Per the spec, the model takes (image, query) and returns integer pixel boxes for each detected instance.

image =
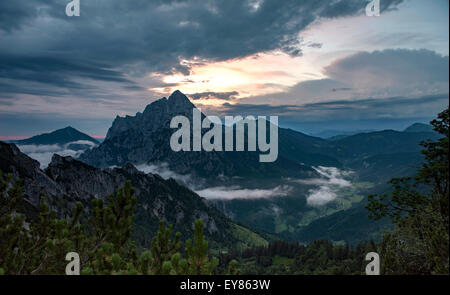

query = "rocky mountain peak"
[104,90,196,141]
[122,162,141,175]
[50,153,73,164]
[14,126,99,146]
[0,141,65,207]
[0,141,41,177]
[168,89,193,104]
[79,89,322,180]
[48,154,94,171]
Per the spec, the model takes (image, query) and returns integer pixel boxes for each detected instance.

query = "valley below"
[5,91,440,249]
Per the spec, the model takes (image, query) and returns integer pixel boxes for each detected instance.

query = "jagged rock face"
[79,90,319,183]
[106,90,196,140]
[79,90,218,173]
[46,154,230,245]
[0,141,235,247]
[45,154,118,200]
[0,141,65,208]
[80,90,196,169]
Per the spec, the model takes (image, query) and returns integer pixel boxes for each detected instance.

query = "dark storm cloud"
[300,94,448,112]
[0,53,144,99]
[218,102,300,115]
[331,88,352,92]
[207,94,449,121]
[324,49,449,85]
[188,91,239,100]
[307,43,323,49]
[0,54,133,87]
[319,0,403,18]
[0,80,72,97]
[0,0,44,31]
[0,0,404,97]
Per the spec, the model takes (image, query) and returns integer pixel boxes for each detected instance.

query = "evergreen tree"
[183,219,219,275]
[367,108,449,274]
[81,180,137,274]
[0,174,231,275]
[227,259,241,275]
[149,220,181,274]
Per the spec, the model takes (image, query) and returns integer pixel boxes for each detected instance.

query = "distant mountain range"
[11,126,100,168]
[14,126,99,146]
[79,91,438,185]
[312,122,434,140]
[77,91,440,243]
[79,91,323,185]
[311,129,376,139]
[403,122,434,133]
[6,90,441,245]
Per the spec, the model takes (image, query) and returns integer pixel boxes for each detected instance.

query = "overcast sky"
[0,0,448,138]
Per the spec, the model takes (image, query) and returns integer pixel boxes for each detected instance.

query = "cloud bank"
[0,0,403,100]
[195,185,292,200]
[135,163,193,185]
[17,140,96,168]
[230,49,449,113]
[134,163,293,201]
[293,166,352,206]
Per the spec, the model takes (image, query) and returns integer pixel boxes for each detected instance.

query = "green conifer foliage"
[183,219,219,275]
[0,174,229,275]
[367,108,449,274]
[149,220,181,274]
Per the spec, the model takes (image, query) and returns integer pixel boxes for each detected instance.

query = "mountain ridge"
[15,126,99,146]
[0,140,268,250]
[75,90,441,244]
[403,122,434,133]
[79,91,325,183]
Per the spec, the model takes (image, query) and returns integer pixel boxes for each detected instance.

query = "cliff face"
[79,90,197,169]
[0,141,65,208]
[106,90,196,141]
[79,90,318,183]
[0,141,245,248]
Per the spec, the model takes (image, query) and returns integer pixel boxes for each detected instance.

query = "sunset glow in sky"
[153,52,325,103]
[149,0,449,111]
[0,0,448,138]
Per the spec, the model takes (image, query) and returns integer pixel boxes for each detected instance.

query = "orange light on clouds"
[149,51,326,104]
